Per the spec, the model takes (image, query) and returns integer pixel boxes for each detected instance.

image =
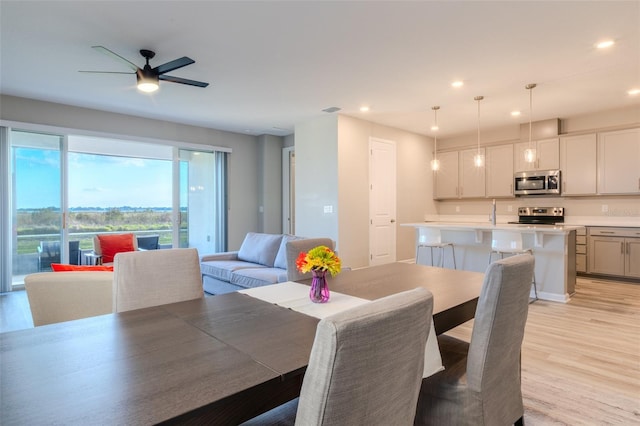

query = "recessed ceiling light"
[511,111,521,117]
[451,81,464,88]
[360,106,370,112]
[431,125,439,131]
[596,40,615,49]
[628,88,640,96]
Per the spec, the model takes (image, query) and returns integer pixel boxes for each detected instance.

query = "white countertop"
[401,222,585,234]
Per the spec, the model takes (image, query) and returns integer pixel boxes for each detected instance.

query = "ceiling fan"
[80,46,209,92]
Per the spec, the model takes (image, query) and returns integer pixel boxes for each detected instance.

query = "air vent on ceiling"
[322,106,341,113]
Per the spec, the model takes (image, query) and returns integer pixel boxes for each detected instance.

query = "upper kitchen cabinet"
[486,144,514,197]
[514,138,559,172]
[459,148,486,198]
[434,151,459,199]
[434,149,485,199]
[597,128,640,194]
[560,134,597,195]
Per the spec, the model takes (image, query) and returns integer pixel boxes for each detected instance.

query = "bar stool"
[488,230,538,302]
[416,228,456,269]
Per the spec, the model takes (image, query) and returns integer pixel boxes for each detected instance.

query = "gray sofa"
[200,232,334,295]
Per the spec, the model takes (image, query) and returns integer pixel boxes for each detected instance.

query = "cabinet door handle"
[600,231,615,234]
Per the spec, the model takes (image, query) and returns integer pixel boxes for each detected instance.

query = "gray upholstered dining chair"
[284,237,335,281]
[112,247,203,312]
[414,254,535,426]
[241,287,434,426]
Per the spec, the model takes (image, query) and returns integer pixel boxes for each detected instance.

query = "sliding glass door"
[2,127,228,292]
[179,149,227,254]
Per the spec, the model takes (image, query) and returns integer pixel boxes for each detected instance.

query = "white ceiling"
[1,1,639,139]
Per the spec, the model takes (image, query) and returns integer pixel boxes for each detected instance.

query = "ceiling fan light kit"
[82,46,209,93]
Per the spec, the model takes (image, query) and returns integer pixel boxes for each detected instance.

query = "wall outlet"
[602,204,608,213]
[324,205,333,214]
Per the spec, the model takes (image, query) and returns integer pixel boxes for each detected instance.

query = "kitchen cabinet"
[514,138,559,172]
[597,128,640,194]
[434,151,459,199]
[459,148,486,198]
[560,134,597,195]
[576,227,587,273]
[434,149,485,199]
[588,227,640,278]
[486,144,514,197]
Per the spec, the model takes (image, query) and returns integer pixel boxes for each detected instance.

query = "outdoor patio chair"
[37,241,60,271]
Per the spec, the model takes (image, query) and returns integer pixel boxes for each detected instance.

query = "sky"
[15,148,175,209]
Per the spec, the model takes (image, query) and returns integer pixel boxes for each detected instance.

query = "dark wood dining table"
[0,262,483,425]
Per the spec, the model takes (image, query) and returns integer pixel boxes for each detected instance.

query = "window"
[2,128,228,291]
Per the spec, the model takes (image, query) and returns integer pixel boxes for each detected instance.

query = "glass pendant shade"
[524,83,537,163]
[431,106,440,171]
[473,153,485,167]
[524,147,536,163]
[474,96,484,168]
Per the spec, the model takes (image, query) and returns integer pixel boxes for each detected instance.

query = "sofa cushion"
[51,263,114,272]
[237,232,283,267]
[200,260,266,282]
[230,268,287,289]
[274,234,304,270]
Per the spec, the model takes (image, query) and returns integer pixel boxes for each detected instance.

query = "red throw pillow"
[97,233,135,263]
[51,263,114,272]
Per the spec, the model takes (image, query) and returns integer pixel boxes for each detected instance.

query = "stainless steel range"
[511,207,565,225]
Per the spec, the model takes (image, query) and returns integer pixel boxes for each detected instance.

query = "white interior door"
[369,138,396,266]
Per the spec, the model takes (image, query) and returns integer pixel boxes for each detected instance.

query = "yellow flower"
[296,245,342,277]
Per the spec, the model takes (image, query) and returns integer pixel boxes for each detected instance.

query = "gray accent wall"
[257,134,283,234]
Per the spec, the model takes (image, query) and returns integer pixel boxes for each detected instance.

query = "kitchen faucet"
[490,199,496,225]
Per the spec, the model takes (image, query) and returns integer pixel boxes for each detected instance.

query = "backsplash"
[434,197,640,226]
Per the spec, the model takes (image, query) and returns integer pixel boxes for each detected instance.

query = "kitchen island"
[402,222,585,302]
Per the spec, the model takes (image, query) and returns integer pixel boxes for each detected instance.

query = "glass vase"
[310,269,330,303]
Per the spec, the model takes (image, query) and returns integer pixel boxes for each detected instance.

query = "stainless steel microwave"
[514,169,561,196]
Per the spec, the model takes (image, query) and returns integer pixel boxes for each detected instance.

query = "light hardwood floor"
[446,276,640,425]
[2,277,639,424]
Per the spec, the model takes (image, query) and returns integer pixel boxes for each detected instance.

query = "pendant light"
[524,83,537,163]
[473,96,485,168]
[430,106,440,171]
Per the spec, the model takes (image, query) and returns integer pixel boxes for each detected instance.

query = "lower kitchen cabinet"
[576,227,587,273]
[588,227,640,279]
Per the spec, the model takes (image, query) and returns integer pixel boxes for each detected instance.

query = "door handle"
[390,219,396,223]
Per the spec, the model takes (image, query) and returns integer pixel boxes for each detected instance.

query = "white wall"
[294,114,436,268]
[0,95,261,250]
[294,115,340,244]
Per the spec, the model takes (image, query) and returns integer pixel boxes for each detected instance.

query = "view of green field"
[16,208,180,254]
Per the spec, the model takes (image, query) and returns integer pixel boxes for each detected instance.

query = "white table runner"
[239,281,444,378]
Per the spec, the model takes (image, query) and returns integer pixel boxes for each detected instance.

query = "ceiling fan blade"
[159,74,209,88]
[92,46,139,72]
[79,70,135,74]
[153,57,195,75]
